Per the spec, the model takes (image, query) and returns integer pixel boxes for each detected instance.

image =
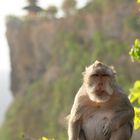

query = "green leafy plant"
[39,136,55,140]
[129,81,140,129]
[129,39,140,61]
[129,38,140,131]
[128,0,140,131]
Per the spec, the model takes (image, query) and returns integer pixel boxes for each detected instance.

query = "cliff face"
[6,18,54,95]
[1,1,140,140]
[6,1,139,96]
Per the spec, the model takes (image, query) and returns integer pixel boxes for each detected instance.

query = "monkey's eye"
[102,74,109,77]
[91,74,99,77]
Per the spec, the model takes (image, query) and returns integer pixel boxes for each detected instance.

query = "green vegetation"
[129,0,140,130]
[129,81,140,129]
[27,0,38,6]
[39,136,55,140]
[129,39,140,130]
[129,39,140,62]
[45,6,58,19]
[40,137,46,140]
[62,0,77,15]
[126,16,140,31]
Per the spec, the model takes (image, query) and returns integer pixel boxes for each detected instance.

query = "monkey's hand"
[102,120,112,137]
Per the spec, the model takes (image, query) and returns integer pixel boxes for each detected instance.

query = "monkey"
[68,60,134,140]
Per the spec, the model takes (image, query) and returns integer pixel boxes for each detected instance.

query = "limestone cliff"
[6,1,139,96]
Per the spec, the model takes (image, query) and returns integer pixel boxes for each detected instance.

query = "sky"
[0,0,61,73]
[0,0,87,73]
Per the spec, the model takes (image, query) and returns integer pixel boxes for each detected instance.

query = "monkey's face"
[83,61,116,103]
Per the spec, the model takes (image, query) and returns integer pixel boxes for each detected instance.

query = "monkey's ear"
[110,66,117,75]
[82,66,88,76]
[85,66,88,71]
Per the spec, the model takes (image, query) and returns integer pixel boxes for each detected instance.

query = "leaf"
[134,39,140,46]
[129,81,140,103]
[129,94,140,103]
[134,107,140,129]
[129,39,140,61]
[134,81,140,89]
[41,137,49,140]
[138,97,140,105]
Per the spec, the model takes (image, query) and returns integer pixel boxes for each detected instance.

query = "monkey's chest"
[82,110,113,140]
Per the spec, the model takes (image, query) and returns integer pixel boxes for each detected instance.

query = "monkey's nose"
[97,82,104,89]
[98,82,103,86]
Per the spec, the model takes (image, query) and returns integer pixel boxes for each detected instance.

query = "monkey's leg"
[110,124,132,140]
[79,129,86,140]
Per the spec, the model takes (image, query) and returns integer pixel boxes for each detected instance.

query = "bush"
[129,81,140,129]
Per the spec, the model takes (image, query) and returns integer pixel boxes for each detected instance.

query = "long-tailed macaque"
[68,61,134,140]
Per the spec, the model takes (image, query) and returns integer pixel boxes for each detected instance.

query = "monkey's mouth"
[95,90,107,96]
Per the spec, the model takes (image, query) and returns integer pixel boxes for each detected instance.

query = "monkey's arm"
[68,117,81,140]
[68,102,82,140]
[113,106,134,130]
[103,93,134,136]
[68,87,85,140]
[112,94,134,131]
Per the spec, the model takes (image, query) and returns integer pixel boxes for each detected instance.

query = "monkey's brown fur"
[68,61,134,140]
